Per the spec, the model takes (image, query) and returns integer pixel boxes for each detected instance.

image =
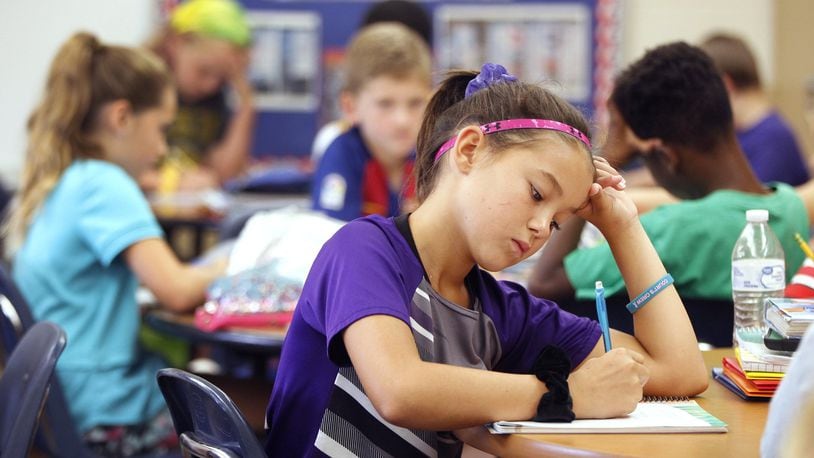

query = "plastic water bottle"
[731,209,785,346]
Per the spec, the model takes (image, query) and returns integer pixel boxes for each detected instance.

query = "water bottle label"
[732,259,785,291]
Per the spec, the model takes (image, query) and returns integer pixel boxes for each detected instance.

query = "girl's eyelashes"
[550,220,561,231]
[530,184,543,202]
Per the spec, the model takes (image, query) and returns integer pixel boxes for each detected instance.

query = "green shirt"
[564,183,808,301]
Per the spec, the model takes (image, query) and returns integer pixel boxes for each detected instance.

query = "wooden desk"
[523,349,767,457]
[144,309,287,355]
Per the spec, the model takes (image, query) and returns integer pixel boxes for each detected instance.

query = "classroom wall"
[775,0,814,162]
[0,0,780,186]
[621,0,774,84]
[0,0,157,187]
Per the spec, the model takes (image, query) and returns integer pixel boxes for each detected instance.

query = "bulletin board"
[239,0,616,158]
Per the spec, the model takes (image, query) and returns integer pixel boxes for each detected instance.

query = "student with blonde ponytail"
[7,32,224,456]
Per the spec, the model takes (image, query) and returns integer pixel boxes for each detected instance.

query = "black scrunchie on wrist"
[531,345,575,422]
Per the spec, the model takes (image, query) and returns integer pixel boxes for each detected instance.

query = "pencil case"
[194,306,294,332]
[194,262,300,332]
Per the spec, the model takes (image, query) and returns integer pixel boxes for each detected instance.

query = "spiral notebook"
[488,399,727,434]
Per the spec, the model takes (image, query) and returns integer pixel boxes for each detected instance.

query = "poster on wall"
[246,11,321,111]
[435,4,591,102]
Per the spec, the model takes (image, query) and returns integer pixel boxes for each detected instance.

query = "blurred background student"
[310,22,432,221]
[310,0,433,163]
[528,42,808,348]
[701,32,810,186]
[143,0,255,193]
[5,32,224,456]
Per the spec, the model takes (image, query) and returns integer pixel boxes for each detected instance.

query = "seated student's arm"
[343,314,648,431]
[205,52,256,184]
[527,216,582,302]
[124,238,225,313]
[532,160,707,397]
[625,186,678,214]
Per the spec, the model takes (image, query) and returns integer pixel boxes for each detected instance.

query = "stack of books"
[714,298,814,400]
[765,298,814,339]
[712,336,791,401]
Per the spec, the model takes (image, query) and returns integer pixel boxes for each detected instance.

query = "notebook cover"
[712,368,772,402]
[722,357,781,389]
[489,400,727,434]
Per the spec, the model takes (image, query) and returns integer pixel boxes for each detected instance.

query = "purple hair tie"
[465,63,518,98]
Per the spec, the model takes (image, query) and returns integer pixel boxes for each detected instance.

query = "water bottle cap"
[746,209,769,222]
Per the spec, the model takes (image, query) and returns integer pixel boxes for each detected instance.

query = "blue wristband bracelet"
[626,274,674,314]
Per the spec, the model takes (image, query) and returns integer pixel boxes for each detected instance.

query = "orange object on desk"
[721,357,779,397]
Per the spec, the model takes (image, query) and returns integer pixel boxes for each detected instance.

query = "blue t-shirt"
[264,215,600,456]
[737,111,810,186]
[13,160,166,433]
[310,126,415,221]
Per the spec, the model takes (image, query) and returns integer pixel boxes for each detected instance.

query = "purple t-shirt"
[264,215,600,457]
[737,111,810,186]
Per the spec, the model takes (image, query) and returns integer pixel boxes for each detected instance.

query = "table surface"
[144,309,287,355]
[145,311,769,457]
[151,192,310,223]
[523,349,768,458]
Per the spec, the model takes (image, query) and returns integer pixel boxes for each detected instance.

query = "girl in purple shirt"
[265,64,707,457]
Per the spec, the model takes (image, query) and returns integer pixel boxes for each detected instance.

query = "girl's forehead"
[186,36,236,57]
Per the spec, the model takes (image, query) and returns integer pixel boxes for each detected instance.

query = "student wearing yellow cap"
[144,0,255,192]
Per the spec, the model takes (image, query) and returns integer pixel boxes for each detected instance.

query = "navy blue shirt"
[310,126,415,221]
[737,111,810,186]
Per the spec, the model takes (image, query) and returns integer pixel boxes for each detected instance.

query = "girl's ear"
[339,91,358,124]
[720,73,736,94]
[451,125,484,174]
[99,100,133,134]
[644,142,679,173]
[656,145,680,173]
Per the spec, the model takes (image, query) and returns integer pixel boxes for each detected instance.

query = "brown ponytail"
[5,32,172,249]
[414,69,593,202]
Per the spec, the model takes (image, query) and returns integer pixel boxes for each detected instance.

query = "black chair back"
[156,368,265,457]
[0,321,66,457]
[0,265,96,457]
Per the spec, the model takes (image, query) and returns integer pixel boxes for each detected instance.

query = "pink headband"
[433,118,592,162]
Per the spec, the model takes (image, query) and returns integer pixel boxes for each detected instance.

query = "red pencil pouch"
[194,307,294,332]
[194,263,300,332]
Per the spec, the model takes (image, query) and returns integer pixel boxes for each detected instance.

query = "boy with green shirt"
[528,42,808,346]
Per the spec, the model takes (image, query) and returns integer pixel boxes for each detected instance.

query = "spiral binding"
[642,395,691,403]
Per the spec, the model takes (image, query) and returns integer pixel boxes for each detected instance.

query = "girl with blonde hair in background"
[6,32,224,456]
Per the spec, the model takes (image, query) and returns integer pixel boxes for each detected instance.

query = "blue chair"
[156,368,265,457]
[0,265,96,457]
[0,321,66,458]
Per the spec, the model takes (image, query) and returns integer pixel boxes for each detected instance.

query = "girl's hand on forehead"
[588,156,626,196]
[576,157,638,235]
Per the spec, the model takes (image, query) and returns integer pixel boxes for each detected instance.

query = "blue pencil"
[595,281,612,352]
